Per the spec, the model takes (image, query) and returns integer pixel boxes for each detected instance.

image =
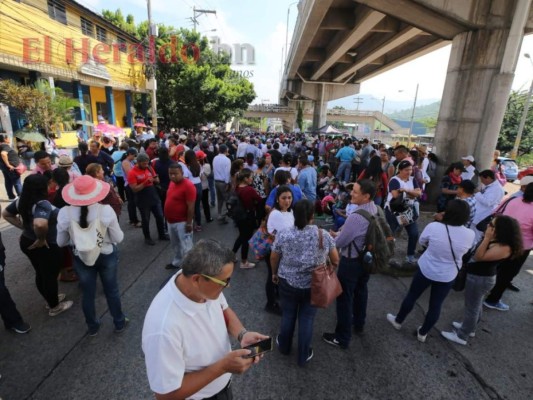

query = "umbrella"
[199,126,209,132]
[134,122,147,128]
[94,122,124,137]
[75,120,94,127]
[317,124,342,134]
[14,130,47,142]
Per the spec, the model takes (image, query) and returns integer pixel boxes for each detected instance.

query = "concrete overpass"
[281,0,533,171]
[244,104,404,133]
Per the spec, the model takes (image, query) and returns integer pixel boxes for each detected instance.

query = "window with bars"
[47,0,67,25]
[116,37,127,53]
[80,17,94,37]
[96,26,107,43]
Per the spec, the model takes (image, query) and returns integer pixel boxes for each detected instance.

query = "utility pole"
[353,96,363,111]
[147,0,157,131]
[192,7,216,32]
[408,83,419,149]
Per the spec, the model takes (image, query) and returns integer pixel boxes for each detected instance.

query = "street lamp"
[511,53,533,159]
[285,2,299,66]
[399,84,419,148]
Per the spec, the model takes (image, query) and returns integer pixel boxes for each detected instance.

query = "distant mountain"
[328,94,440,114]
[388,101,441,120]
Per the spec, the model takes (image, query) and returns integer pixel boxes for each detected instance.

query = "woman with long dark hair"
[121,148,141,227]
[358,155,388,206]
[184,149,203,232]
[271,199,339,366]
[57,175,127,336]
[441,215,522,345]
[151,147,172,211]
[386,200,475,343]
[2,174,73,316]
[483,182,533,311]
[232,169,262,269]
[264,185,295,314]
[196,150,213,223]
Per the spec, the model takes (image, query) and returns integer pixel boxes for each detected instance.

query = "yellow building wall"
[89,86,106,124]
[113,90,127,127]
[0,0,146,90]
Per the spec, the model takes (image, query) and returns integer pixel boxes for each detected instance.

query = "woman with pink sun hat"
[56,175,127,336]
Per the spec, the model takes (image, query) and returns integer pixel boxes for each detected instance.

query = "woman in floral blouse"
[271,199,339,367]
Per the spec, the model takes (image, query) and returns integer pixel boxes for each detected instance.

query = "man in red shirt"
[165,163,196,269]
[127,153,167,245]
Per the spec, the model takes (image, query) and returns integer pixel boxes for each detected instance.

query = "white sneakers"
[441,330,467,345]
[452,321,475,337]
[386,314,402,330]
[240,261,256,269]
[416,327,427,343]
[387,314,425,342]
[48,300,73,317]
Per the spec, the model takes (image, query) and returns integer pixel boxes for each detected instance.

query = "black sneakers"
[322,332,347,349]
[9,321,31,334]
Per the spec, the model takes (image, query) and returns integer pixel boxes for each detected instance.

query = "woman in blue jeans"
[387,200,475,343]
[441,215,522,345]
[271,200,339,366]
[57,175,127,336]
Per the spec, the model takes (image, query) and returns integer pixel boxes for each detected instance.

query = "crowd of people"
[0,123,531,399]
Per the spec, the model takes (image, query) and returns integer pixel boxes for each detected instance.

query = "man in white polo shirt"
[142,240,267,400]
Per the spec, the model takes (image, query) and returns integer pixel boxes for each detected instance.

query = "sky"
[78,0,533,109]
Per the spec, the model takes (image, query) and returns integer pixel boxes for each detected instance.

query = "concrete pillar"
[434,29,515,174]
[312,83,328,130]
[105,86,116,126]
[72,81,85,122]
[125,90,133,127]
[141,93,148,121]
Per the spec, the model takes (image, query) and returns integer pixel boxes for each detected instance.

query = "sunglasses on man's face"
[201,274,231,288]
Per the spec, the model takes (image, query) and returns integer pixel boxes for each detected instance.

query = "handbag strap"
[494,196,515,215]
[444,224,460,272]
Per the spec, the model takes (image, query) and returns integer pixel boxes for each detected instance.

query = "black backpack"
[226,190,250,222]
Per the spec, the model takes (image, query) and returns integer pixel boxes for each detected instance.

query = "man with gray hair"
[143,240,268,400]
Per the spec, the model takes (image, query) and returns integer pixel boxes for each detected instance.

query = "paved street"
[0,192,532,400]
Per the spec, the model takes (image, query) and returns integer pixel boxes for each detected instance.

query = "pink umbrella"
[95,122,124,137]
[134,122,147,128]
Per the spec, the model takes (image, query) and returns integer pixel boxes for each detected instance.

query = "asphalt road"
[0,199,532,400]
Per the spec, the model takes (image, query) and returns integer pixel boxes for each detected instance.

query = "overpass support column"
[312,83,328,130]
[434,0,530,173]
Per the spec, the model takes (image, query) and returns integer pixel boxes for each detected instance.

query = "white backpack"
[69,204,107,266]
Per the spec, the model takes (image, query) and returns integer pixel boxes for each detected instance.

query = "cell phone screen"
[243,337,273,358]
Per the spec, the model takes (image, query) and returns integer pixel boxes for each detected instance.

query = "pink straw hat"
[62,175,110,206]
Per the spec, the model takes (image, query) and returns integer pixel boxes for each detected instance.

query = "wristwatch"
[237,328,248,342]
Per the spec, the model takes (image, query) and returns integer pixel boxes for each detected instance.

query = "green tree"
[0,79,81,133]
[417,116,437,130]
[101,12,256,128]
[498,90,533,154]
[102,9,138,37]
[151,28,254,127]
